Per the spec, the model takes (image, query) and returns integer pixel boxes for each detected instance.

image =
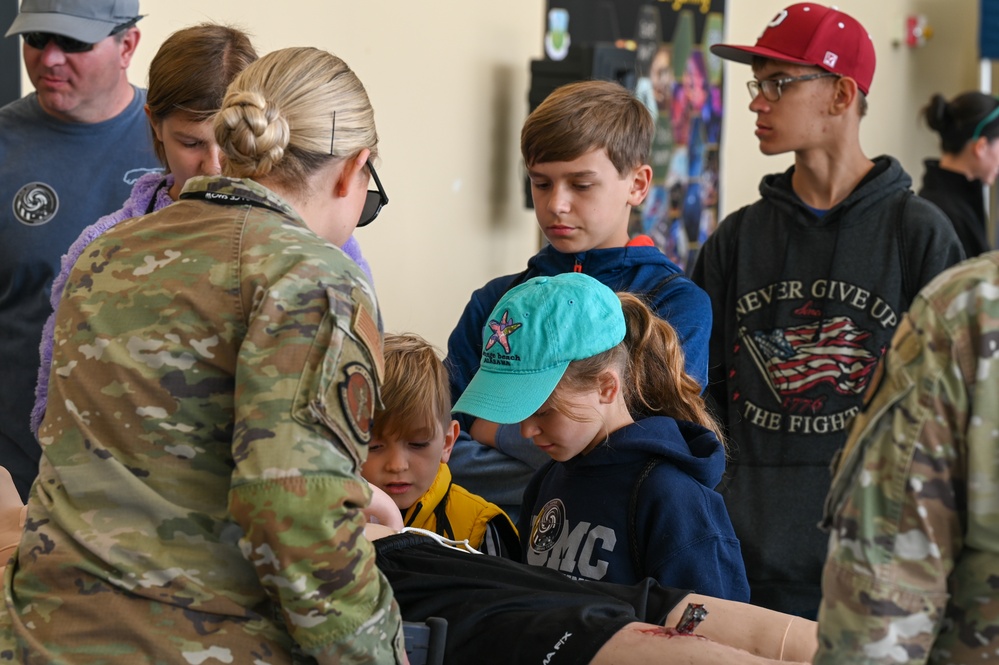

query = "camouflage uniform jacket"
[816,251,999,664]
[1,176,404,664]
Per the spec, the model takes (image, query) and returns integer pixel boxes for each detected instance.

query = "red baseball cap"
[711,3,875,95]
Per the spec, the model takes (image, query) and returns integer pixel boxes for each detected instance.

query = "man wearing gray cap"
[0,0,159,501]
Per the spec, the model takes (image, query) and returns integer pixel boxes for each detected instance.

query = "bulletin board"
[541,0,726,272]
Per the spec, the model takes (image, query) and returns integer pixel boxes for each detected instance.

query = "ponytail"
[921,91,999,154]
[617,293,724,442]
[552,292,723,443]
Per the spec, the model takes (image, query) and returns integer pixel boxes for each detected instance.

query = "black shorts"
[375,533,689,665]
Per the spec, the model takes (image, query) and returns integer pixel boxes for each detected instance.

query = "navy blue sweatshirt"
[519,416,749,602]
[445,240,713,518]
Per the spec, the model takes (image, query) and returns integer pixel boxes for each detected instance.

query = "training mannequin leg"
[667,593,817,662]
[591,618,813,665]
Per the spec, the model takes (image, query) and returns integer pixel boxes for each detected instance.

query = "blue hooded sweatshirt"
[519,416,749,602]
[445,240,713,520]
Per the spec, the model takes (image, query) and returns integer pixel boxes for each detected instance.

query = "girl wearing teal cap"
[454,272,749,601]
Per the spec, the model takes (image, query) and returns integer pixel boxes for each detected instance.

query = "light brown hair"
[145,23,257,167]
[549,292,723,442]
[373,333,451,441]
[520,79,654,174]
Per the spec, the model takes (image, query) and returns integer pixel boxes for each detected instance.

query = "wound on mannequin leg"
[673,603,708,634]
[642,603,710,639]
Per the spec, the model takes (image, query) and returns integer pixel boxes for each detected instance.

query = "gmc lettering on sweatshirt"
[527,518,617,581]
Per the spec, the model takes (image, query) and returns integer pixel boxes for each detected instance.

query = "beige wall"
[26,0,548,350]
[19,0,983,350]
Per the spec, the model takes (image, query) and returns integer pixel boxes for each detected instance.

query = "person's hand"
[363,522,398,541]
[363,481,404,531]
[0,465,24,577]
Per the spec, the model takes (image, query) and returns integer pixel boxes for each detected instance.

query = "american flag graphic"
[742,316,878,399]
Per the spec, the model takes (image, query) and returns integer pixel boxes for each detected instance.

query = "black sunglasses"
[358,160,388,228]
[22,19,137,54]
[23,31,95,53]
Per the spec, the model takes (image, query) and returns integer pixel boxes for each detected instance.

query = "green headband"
[971,103,999,141]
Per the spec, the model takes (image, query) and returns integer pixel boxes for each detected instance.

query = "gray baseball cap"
[6,0,142,43]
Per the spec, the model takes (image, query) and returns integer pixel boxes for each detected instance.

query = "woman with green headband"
[919,91,999,257]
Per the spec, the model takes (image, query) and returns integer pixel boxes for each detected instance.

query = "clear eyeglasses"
[747,72,840,102]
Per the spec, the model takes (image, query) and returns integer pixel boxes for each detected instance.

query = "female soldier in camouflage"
[3,47,402,664]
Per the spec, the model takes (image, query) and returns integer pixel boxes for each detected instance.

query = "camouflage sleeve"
[814,290,965,663]
[227,229,403,664]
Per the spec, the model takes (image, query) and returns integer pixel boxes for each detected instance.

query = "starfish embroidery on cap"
[485,311,522,353]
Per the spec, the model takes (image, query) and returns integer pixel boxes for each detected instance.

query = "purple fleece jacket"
[31,172,374,434]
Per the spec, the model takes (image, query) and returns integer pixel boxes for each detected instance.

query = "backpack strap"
[894,190,915,309]
[504,267,532,292]
[647,271,684,302]
[725,205,749,296]
[628,456,667,574]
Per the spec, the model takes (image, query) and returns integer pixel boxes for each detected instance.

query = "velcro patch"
[351,288,384,383]
[340,363,375,444]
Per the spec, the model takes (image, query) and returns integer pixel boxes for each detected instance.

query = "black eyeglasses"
[358,160,388,228]
[22,19,137,54]
[747,72,840,102]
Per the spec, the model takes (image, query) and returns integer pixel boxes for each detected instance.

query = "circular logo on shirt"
[529,498,566,552]
[12,182,59,226]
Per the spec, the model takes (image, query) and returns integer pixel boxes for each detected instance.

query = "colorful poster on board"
[542,0,726,272]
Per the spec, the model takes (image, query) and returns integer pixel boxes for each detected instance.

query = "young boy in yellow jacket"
[361,333,519,557]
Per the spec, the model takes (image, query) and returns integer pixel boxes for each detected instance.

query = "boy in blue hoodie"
[446,80,712,520]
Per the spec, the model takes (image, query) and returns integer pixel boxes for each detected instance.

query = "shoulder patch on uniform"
[340,363,375,444]
[351,287,384,383]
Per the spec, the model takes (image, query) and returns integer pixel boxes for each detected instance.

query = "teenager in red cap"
[690,3,964,619]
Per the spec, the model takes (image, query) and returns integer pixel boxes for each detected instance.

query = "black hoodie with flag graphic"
[691,155,964,617]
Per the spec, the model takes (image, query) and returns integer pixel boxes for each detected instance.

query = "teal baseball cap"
[453,272,626,424]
